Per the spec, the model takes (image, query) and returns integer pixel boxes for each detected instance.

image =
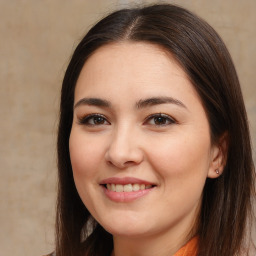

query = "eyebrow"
[74,96,187,110]
[136,96,187,109]
[74,98,111,109]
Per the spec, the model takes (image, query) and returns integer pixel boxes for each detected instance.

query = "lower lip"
[101,186,154,202]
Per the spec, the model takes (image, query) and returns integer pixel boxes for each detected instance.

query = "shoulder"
[43,253,55,256]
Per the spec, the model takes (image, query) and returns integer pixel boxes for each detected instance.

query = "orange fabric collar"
[173,237,198,256]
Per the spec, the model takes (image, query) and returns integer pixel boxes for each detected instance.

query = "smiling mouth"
[103,183,155,192]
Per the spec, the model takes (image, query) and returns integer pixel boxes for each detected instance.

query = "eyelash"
[78,114,110,126]
[144,113,176,126]
[77,113,176,127]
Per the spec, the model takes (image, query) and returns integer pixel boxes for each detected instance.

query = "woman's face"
[69,42,219,240]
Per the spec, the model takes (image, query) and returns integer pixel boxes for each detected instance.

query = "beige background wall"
[0,0,255,255]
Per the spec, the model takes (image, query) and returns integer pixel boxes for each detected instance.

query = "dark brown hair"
[56,4,255,256]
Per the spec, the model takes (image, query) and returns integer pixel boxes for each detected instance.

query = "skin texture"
[69,42,224,256]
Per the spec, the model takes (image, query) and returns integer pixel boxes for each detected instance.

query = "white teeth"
[105,183,153,192]
[115,184,123,192]
[111,184,116,192]
[123,184,133,192]
[133,184,140,191]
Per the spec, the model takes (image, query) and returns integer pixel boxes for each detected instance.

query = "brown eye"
[145,113,176,126]
[78,114,110,126]
[154,116,168,125]
[93,116,105,125]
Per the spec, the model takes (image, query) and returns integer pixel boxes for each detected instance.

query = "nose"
[104,126,144,169]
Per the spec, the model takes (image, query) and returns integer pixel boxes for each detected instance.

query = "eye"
[144,113,176,126]
[78,114,110,126]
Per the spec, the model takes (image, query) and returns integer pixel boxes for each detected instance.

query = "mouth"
[103,183,155,192]
[99,177,156,202]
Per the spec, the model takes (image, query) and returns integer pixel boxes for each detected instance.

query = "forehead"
[83,42,183,73]
[75,42,193,97]
[91,42,174,61]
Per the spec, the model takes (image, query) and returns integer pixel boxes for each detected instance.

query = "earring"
[215,169,220,174]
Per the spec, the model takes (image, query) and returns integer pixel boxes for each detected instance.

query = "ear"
[207,132,229,178]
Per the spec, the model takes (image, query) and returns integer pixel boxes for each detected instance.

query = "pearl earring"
[216,169,220,174]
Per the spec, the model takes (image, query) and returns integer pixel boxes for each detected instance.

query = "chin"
[99,217,151,237]
[106,226,149,238]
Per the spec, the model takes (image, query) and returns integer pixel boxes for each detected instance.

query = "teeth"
[124,184,133,192]
[111,184,116,192]
[105,183,153,192]
[133,184,140,191]
[115,184,123,192]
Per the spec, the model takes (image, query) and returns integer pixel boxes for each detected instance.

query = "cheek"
[147,131,211,181]
[69,130,106,212]
[69,130,105,179]
[147,132,211,216]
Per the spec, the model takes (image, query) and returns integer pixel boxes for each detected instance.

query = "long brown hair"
[56,4,255,256]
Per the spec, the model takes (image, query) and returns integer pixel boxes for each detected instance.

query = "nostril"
[104,141,144,168]
[123,160,137,167]
[106,159,135,169]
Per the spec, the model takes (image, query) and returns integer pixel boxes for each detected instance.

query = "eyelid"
[143,113,177,126]
[77,113,110,125]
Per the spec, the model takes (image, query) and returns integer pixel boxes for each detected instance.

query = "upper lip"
[100,177,155,185]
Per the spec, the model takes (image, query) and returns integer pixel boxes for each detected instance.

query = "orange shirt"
[173,237,198,256]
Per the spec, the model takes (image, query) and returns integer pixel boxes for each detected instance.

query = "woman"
[54,4,255,256]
